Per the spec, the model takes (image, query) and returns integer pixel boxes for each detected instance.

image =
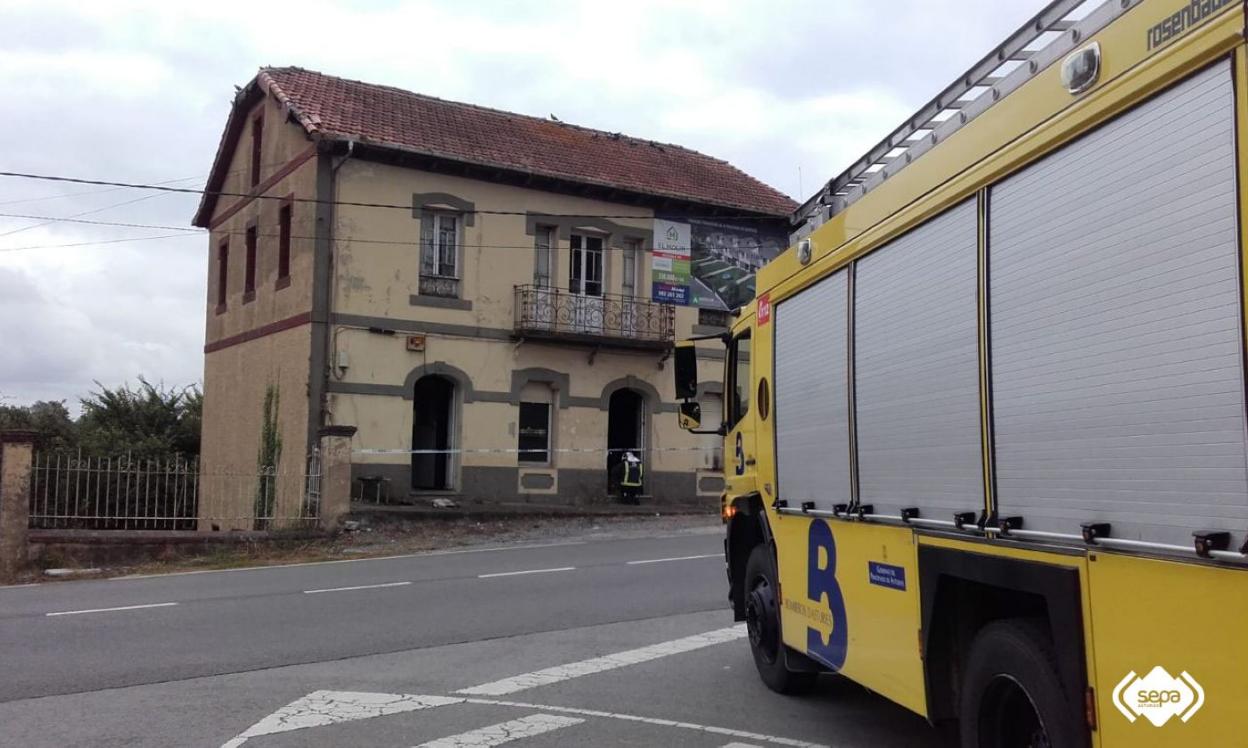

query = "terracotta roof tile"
[257,66,796,216]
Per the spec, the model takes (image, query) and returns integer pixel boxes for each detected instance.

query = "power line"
[0,211,785,254]
[0,170,788,222]
[0,233,196,253]
[0,212,199,233]
[0,179,194,239]
[0,159,286,208]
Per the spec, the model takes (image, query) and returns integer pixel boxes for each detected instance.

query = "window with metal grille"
[517,402,551,463]
[698,308,729,328]
[421,213,459,278]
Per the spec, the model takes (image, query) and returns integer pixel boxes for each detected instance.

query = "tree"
[0,400,77,451]
[77,378,202,457]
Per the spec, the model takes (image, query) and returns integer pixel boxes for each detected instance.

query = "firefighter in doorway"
[620,452,643,504]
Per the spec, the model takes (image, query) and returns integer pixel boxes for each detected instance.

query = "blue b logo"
[807,519,848,670]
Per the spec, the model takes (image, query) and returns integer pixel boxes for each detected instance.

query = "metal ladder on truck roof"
[792,0,1138,242]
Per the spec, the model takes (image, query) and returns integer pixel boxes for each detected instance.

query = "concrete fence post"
[0,430,36,581]
[317,425,357,531]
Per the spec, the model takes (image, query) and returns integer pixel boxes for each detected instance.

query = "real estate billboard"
[650,217,788,310]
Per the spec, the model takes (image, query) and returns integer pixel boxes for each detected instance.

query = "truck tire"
[743,544,818,695]
[959,619,1079,748]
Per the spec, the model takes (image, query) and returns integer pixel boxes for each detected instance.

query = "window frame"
[534,225,556,287]
[622,237,642,297]
[249,112,263,188]
[422,211,460,279]
[569,233,604,296]
[243,224,258,302]
[276,197,292,287]
[726,329,752,429]
[517,401,552,464]
[215,238,229,314]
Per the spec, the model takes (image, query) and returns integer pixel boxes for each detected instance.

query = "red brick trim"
[209,144,317,230]
[204,311,311,354]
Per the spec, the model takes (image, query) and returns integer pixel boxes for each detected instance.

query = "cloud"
[0,0,1043,406]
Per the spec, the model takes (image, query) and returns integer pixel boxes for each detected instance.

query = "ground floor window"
[518,402,551,463]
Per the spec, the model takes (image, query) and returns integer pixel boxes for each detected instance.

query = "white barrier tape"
[356,446,717,456]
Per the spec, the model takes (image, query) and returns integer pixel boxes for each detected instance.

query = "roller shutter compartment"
[988,62,1248,548]
[774,270,851,509]
[855,199,983,519]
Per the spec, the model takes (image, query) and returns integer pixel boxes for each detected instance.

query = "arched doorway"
[607,388,645,495]
[412,375,455,491]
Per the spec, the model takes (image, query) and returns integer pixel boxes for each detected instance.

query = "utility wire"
[0,170,789,221]
[0,158,287,208]
[0,233,195,252]
[0,211,785,253]
[0,179,195,239]
[0,212,199,233]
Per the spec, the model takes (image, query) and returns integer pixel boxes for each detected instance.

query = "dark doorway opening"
[607,388,644,495]
[412,375,454,490]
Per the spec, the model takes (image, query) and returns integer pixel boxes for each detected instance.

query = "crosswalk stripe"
[219,691,463,746]
[414,713,583,747]
[455,625,746,696]
[462,698,827,748]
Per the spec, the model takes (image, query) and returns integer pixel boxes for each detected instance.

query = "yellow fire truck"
[674,1,1248,745]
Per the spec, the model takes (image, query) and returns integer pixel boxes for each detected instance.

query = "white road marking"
[46,602,178,617]
[113,541,588,580]
[221,689,824,748]
[220,690,463,747]
[456,624,746,696]
[477,566,574,579]
[415,713,584,747]
[464,698,827,748]
[303,581,411,594]
[626,553,720,565]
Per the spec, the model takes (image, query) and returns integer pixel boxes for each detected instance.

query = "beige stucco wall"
[332,334,715,471]
[199,92,319,527]
[200,100,733,509]
[204,95,318,344]
[199,326,311,529]
[322,161,725,501]
[332,160,667,325]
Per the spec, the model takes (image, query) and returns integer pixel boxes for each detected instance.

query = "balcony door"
[569,234,604,334]
[621,239,642,334]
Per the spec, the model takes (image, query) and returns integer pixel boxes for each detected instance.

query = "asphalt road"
[0,527,941,747]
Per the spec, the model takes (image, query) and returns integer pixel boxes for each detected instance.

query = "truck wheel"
[743,544,817,695]
[959,619,1077,748]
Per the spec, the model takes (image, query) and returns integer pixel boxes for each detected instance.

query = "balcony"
[514,285,675,350]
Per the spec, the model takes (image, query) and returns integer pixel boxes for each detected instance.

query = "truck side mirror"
[678,400,702,431]
[674,343,698,400]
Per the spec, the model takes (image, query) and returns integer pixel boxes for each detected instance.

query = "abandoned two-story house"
[192,66,794,518]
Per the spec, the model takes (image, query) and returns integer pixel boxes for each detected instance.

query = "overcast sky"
[0,0,1047,408]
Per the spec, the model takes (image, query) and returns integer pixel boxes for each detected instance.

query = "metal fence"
[29,450,322,531]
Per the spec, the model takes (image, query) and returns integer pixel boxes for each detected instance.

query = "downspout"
[308,139,354,453]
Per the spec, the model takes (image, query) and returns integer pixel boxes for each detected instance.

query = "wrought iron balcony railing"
[514,285,675,349]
